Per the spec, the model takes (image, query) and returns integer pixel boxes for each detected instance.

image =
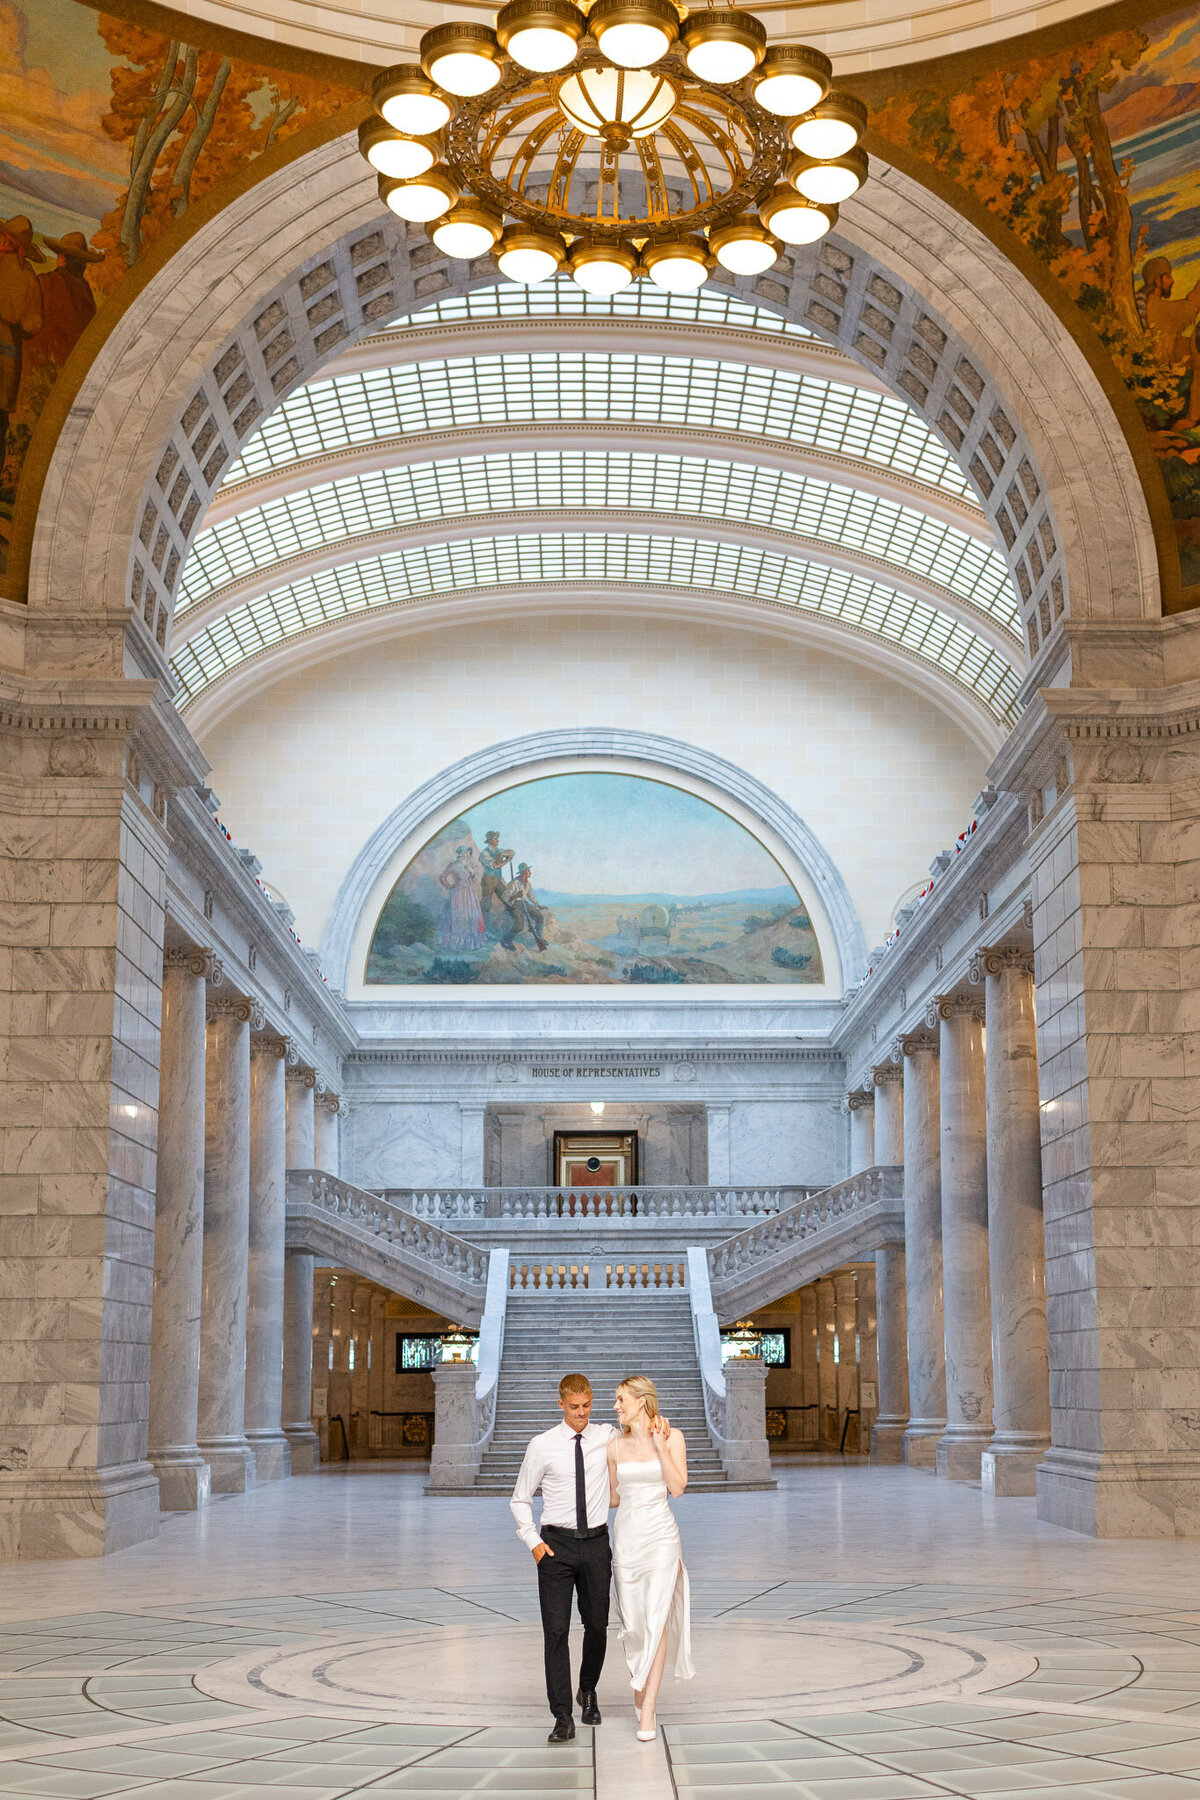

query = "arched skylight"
[223,351,972,498]
[383,278,815,337]
[181,450,1016,629]
[170,531,1020,721]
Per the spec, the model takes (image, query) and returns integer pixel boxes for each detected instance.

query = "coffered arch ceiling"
[168,282,1025,737]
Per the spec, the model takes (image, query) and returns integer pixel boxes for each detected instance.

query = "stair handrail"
[473,1248,510,1459]
[686,1246,730,1460]
[706,1165,903,1287]
[286,1169,490,1291]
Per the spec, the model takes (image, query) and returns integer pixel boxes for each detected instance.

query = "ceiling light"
[590,1100,606,1115]
[750,44,830,117]
[496,0,586,71]
[709,215,778,274]
[789,145,868,204]
[371,65,453,135]
[760,183,836,243]
[569,241,639,293]
[641,235,710,292]
[788,92,868,159]
[681,8,766,82]
[430,200,504,259]
[497,227,567,283]
[588,0,679,68]
[378,166,461,222]
[555,66,678,141]
[358,118,441,181]
[419,22,503,96]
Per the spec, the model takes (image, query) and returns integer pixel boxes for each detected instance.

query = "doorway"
[553,1130,639,1186]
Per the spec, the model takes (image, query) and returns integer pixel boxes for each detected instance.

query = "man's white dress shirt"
[510,1420,618,1552]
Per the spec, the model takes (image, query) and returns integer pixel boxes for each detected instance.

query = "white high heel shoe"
[637,1712,657,1742]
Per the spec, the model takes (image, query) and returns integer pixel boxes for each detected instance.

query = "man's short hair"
[559,1372,592,1399]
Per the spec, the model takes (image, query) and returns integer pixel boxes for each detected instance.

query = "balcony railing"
[707,1165,903,1293]
[383,1184,820,1222]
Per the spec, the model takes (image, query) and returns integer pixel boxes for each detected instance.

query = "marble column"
[285,1064,316,1168]
[897,1033,946,1467]
[873,1064,904,1167]
[314,1094,340,1175]
[834,1270,859,1429]
[282,1251,320,1472]
[847,1091,874,1174]
[147,947,213,1512]
[196,995,257,1493]
[799,1286,819,1444]
[244,1033,291,1484]
[972,946,1051,1496]
[930,994,994,1480]
[460,1103,486,1183]
[707,1103,732,1183]
[871,1244,909,1463]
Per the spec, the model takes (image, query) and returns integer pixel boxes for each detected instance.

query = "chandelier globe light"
[788,92,867,159]
[368,4,870,285]
[496,0,586,72]
[588,0,679,68]
[680,8,766,82]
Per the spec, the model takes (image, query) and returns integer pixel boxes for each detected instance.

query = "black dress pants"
[536,1526,612,1718]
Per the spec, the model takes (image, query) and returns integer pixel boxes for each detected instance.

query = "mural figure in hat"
[0,217,44,463]
[1140,255,1200,430]
[500,862,547,953]
[28,233,106,373]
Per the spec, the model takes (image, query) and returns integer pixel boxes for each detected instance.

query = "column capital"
[316,1092,341,1115]
[925,992,985,1027]
[969,944,1036,983]
[250,1030,289,1060]
[846,1088,874,1112]
[286,1063,317,1089]
[164,944,214,979]
[892,1030,938,1060]
[206,993,262,1026]
[872,1063,903,1087]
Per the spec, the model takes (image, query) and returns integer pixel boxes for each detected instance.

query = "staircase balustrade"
[507,1257,689,1292]
[707,1166,904,1313]
[383,1184,819,1222]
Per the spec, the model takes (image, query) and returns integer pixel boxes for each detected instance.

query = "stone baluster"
[929,993,994,1479]
[147,947,214,1511]
[847,1089,874,1174]
[314,1092,340,1175]
[971,945,1051,1496]
[872,1063,904,1166]
[285,1062,316,1167]
[196,994,257,1493]
[244,1032,291,1484]
[871,1242,909,1464]
[896,1032,946,1466]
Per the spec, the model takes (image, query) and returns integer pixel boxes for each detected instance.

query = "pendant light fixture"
[680,7,766,82]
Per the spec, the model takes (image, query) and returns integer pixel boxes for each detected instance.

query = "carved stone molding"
[872,1063,903,1087]
[893,1031,939,1060]
[926,992,986,1026]
[969,945,1035,984]
[207,955,225,989]
[163,945,212,979]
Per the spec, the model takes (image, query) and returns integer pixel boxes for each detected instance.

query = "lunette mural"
[364,772,826,986]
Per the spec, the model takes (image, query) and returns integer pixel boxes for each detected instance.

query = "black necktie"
[574,1432,587,1531]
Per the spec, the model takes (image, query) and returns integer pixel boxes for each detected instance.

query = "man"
[511,1373,669,1743]
[29,232,104,371]
[1141,254,1200,428]
[500,861,547,952]
[0,216,43,464]
[479,830,514,919]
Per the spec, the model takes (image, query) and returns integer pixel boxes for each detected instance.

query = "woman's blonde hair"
[616,1374,659,1432]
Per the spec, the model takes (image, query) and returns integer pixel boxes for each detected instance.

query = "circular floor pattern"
[195,1617,1038,1724]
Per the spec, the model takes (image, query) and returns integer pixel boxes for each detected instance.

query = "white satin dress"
[612,1456,695,1689]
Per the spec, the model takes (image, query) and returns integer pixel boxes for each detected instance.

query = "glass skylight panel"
[384,278,814,337]
[172,531,1020,722]
[182,451,1014,627]
[222,351,972,499]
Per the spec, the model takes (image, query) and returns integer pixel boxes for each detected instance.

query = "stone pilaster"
[147,946,214,1512]
[244,1032,290,1484]
[313,1092,340,1175]
[284,1062,315,1168]
[847,1089,874,1174]
[197,994,256,1493]
[283,1250,320,1472]
[929,993,994,1480]
[872,1064,904,1166]
[871,1244,909,1463]
[896,1032,946,1467]
[970,946,1051,1497]
[706,1102,731,1184]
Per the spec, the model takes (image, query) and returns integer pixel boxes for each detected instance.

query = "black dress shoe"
[577,1686,602,1724]
[548,1715,576,1743]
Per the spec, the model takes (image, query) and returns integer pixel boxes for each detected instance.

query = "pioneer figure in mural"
[0,217,43,463]
[500,862,548,953]
[436,844,487,952]
[479,830,516,921]
[28,233,104,372]
[1140,255,1200,429]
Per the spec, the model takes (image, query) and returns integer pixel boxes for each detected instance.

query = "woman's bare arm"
[655,1425,688,1496]
[607,1437,620,1507]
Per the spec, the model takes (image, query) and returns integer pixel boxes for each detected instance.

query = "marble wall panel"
[727,1101,842,1187]
[347,1101,468,1190]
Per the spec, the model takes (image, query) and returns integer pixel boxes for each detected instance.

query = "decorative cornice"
[347,1046,842,1067]
[969,945,1035,983]
[926,992,986,1026]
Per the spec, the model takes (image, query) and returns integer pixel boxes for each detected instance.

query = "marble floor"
[2,1460,1200,1798]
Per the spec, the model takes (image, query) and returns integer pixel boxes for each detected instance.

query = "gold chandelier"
[359,2,869,293]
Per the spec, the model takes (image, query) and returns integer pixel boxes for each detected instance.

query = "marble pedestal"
[723,1358,774,1486]
[428,1363,482,1488]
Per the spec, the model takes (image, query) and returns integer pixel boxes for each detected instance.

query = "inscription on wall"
[529,1065,663,1079]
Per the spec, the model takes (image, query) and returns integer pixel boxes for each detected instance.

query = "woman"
[435,844,486,952]
[608,1375,693,1741]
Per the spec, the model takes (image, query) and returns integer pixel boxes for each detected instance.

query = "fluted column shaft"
[873,1066,904,1166]
[282,1252,319,1473]
[848,1092,874,1174]
[147,950,212,1511]
[245,1037,291,1484]
[197,998,256,1493]
[975,948,1051,1496]
[899,1036,945,1466]
[871,1244,909,1463]
[314,1097,340,1175]
[933,995,994,1479]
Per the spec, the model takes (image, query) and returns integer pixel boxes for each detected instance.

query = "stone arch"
[319,728,868,995]
[29,132,1156,692]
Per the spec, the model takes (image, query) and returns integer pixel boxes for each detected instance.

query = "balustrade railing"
[508,1256,689,1292]
[384,1184,818,1222]
[707,1166,903,1287]
[286,1170,489,1287]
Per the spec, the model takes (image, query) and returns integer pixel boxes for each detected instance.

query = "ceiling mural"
[364,772,826,987]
